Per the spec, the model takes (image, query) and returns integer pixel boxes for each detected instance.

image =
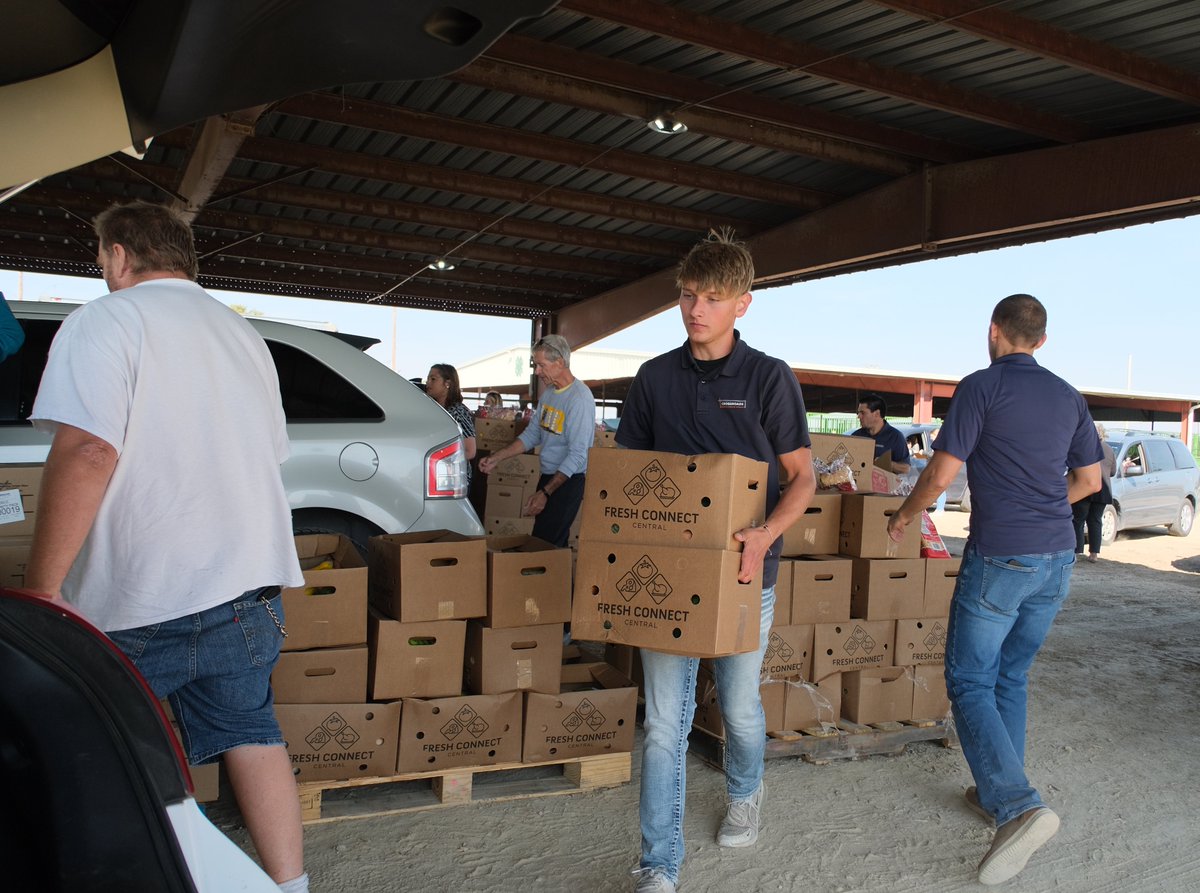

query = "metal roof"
[4,0,1200,344]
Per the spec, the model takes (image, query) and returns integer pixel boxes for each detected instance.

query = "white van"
[0,300,483,551]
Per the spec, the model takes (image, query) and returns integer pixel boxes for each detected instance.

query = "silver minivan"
[1103,430,1198,544]
[0,300,483,551]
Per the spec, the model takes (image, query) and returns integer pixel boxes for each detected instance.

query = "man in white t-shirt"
[26,201,309,893]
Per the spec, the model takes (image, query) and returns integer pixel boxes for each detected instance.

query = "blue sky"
[2,215,1196,399]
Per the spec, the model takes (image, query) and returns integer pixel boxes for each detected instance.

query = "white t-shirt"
[31,278,304,631]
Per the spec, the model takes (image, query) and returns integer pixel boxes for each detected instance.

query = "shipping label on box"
[839,494,920,559]
[368,530,486,622]
[791,555,852,624]
[485,535,572,628]
[579,450,767,551]
[272,646,368,704]
[571,541,761,658]
[0,464,41,538]
[849,557,926,620]
[522,663,637,762]
[911,664,951,721]
[465,621,563,695]
[276,702,401,783]
[841,666,914,724]
[368,612,466,700]
[894,617,949,666]
[785,674,842,730]
[761,624,813,681]
[773,560,794,626]
[781,492,842,556]
[396,692,522,773]
[809,434,874,493]
[282,534,368,652]
[924,557,961,616]
[812,619,895,678]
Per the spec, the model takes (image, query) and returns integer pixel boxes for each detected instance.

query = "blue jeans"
[945,544,1074,827]
[638,585,775,883]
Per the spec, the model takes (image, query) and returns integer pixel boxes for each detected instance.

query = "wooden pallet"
[292,751,631,824]
[689,718,957,770]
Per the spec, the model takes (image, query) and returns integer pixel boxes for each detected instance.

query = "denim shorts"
[107,586,286,765]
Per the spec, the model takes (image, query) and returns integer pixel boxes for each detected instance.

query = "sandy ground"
[219,511,1200,892]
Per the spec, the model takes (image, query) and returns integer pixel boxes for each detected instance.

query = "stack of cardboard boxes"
[482,453,540,537]
[270,529,637,783]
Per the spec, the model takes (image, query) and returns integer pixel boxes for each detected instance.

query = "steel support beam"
[557,121,1200,347]
[558,0,1098,143]
[172,105,270,222]
[871,0,1200,106]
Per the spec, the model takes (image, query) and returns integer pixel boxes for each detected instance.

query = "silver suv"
[1102,430,1198,545]
[0,301,483,551]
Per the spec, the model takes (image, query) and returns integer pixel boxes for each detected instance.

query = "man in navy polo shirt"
[851,392,910,472]
[617,231,816,893]
[888,294,1101,886]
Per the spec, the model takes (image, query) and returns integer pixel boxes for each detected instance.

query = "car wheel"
[1167,499,1195,537]
[293,508,385,558]
[1100,505,1118,546]
[959,486,971,513]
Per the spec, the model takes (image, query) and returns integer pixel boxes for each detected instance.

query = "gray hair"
[533,334,571,367]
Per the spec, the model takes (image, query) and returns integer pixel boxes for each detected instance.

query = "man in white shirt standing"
[26,200,309,893]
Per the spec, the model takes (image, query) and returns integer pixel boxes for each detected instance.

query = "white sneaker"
[717,780,765,847]
[977,807,1060,885]
[631,867,676,892]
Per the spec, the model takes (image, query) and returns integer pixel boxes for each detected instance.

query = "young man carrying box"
[616,230,816,893]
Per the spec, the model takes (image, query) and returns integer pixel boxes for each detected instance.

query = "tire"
[293,508,384,559]
[1100,505,1118,547]
[1167,499,1195,537]
[958,486,971,513]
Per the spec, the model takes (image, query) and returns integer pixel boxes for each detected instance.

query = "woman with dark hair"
[426,363,476,467]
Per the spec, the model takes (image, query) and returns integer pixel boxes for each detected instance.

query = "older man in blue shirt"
[888,294,1101,886]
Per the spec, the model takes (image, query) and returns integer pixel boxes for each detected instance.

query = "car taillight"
[426,439,468,498]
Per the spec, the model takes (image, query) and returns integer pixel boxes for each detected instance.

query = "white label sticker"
[0,489,24,525]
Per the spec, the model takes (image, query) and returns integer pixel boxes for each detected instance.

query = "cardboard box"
[791,555,852,624]
[593,429,618,449]
[849,557,926,620]
[924,557,962,616]
[0,464,41,538]
[780,491,842,556]
[604,643,643,692]
[761,624,813,681]
[276,702,401,782]
[485,481,536,521]
[368,530,486,622]
[809,433,874,493]
[841,667,914,724]
[368,612,466,700]
[486,516,536,537]
[0,535,32,588]
[839,494,920,559]
[485,535,572,628]
[894,617,949,666]
[911,665,951,721]
[475,416,527,452]
[785,675,842,730]
[579,450,768,552]
[272,646,368,704]
[868,465,905,495]
[812,619,894,678]
[281,534,368,652]
[572,541,762,658]
[521,663,637,762]
[464,622,563,695]
[489,453,541,481]
[773,560,794,626]
[396,692,522,773]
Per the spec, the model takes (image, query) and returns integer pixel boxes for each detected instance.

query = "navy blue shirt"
[851,420,910,466]
[616,332,811,588]
[935,353,1103,556]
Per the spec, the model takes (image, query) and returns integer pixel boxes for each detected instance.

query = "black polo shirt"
[616,332,811,588]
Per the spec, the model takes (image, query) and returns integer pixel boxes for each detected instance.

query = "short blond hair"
[676,228,754,298]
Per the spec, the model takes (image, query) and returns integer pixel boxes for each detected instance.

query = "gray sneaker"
[717,780,765,847]
[977,806,1060,885]
[631,867,676,892]
[965,786,993,822]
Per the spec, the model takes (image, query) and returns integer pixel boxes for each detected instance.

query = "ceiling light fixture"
[427,257,456,271]
[647,112,687,135]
